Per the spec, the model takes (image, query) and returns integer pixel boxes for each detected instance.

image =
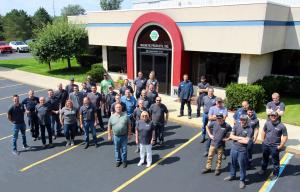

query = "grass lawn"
[257,97,300,126]
[0,58,91,83]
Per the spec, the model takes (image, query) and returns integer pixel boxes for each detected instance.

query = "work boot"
[215,169,221,176]
[224,176,235,181]
[201,168,211,174]
[116,162,121,167]
[203,151,208,157]
[123,162,127,168]
[200,137,206,143]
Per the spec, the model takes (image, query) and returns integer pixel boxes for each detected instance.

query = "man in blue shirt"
[121,89,137,133]
[177,74,193,119]
[196,75,210,117]
[233,101,256,125]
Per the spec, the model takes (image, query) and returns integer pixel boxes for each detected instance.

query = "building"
[69,1,300,97]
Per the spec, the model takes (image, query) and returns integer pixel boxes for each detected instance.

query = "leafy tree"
[61,4,86,18]
[3,9,32,41]
[100,0,123,10]
[32,7,52,31]
[31,19,88,70]
[0,15,4,40]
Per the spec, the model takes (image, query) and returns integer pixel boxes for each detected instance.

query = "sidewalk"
[1,67,299,155]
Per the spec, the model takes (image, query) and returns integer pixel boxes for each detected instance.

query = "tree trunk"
[48,62,51,71]
[67,58,71,70]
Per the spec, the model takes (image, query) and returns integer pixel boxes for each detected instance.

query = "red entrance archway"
[126,12,188,87]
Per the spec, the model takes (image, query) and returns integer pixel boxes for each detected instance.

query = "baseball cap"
[70,77,74,81]
[240,114,248,120]
[216,113,224,119]
[270,111,278,116]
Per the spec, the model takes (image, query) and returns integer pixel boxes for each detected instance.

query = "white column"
[102,46,108,71]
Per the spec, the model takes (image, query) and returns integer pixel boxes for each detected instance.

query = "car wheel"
[10,50,13,53]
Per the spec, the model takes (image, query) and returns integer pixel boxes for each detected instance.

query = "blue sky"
[0,0,132,16]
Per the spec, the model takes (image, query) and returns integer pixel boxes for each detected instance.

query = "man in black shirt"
[47,89,62,139]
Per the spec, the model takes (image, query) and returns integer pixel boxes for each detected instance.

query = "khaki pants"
[206,145,224,170]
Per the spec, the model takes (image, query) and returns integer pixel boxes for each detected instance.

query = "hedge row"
[86,63,106,82]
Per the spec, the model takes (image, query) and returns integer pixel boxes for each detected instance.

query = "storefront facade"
[69,2,300,97]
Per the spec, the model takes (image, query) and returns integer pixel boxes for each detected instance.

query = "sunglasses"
[156,100,161,101]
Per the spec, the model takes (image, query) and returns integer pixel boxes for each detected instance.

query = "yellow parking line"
[20,131,108,172]
[112,132,202,192]
[0,83,23,89]
[0,129,30,141]
[0,88,47,101]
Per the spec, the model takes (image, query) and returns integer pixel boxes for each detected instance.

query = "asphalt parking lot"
[0,52,32,60]
[0,78,299,192]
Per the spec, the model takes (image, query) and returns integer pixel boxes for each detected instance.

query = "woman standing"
[135,111,155,167]
[146,71,159,93]
[60,100,78,146]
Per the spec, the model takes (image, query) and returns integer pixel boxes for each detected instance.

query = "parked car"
[9,41,30,52]
[0,41,13,54]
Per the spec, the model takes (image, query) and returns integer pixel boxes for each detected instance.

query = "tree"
[0,15,4,40]
[3,9,32,41]
[61,4,86,18]
[100,0,123,10]
[31,19,88,70]
[32,7,52,31]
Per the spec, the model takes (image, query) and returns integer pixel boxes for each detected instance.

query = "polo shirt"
[263,120,288,147]
[133,77,147,93]
[60,107,77,125]
[87,92,102,108]
[197,82,210,96]
[79,105,96,121]
[108,112,129,136]
[231,124,253,152]
[149,103,168,125]
[121,96,137,116]
[69,91,84,110]
[136,120,155,145]
[208,121,232,148]
[100,79,114,94]
[208,106,228,118]
[147,91,158,106]
[8,104,25,124]
[105,91,117,106]
[22,97,39,112]
[54,89,68,108]
[248,116,260,138]
[35,104,51,125]
[233,108,257,124]
[202,95,216,114]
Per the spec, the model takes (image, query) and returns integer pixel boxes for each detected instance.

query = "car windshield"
[0,42,7,46]
[16,41,26,45]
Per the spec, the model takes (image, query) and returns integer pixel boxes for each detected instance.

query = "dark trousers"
[196,94,205,116]
[154,123,165,142]
[247,140,254,165]
[28,113,39,138]
[135,91,141,100]
[262,144,280,176]
[50,114,62,135]
[202,113,209,139]
[230,148,247,181]
[180,99,191,116]
[40,123,52,145]
[64,123,77,140]
[96,108,104,129]
[130,116,136,134]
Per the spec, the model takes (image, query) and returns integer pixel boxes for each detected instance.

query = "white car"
[9,41,30,52]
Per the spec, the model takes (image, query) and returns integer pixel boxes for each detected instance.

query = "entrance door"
[139,52,170,95]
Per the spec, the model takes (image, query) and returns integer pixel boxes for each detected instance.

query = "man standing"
[65,77,79,94]
[138,89,150,109]
[81,82,91,97]
[224,115,252,189]
[178,74,193,119]
[246,107,259,168]
[149,96,169,145]
[147,84,159,107]
[258,111,288,180]
[105,85,117,117]
[196,76,210,117]
[80,97,99,149]
[69,86,84,111]
[111,94,126,114]
[86,75,97,90]
[22,90,39,141]
[266,92,285,121]
[119,79,134,96]
[233,101,256,125]
[54,83,68,110]
[202,113,231,176]
[100,73,114,95]
[108,103,132,168]
[121,89,137,133]
[133,71,147,99]
[87,86,105,131]
[8,95,30,155]
[47,89,62,139]
[200,87,216,143]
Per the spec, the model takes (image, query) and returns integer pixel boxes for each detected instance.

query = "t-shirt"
[149,103,168,125]
[248,116,260,138]
[202,95,216,114]
[108,112,129,136]
[263,120,288,147]
[87,92,102,108]
[133,77,147,92]
[79,105,96,121]
[100,79,114,94]
[69,92,84,111]
[46,97,60,112]
[147,91,158,106]
[136,120,155,145]
[133,107,148,122]
[60,107,77,125]
[35,104,51,125]
[208,106,228,119]
[197,82,210,96]
[266,101,285,112]
[8,104,25,124]
[146,79,158,91]
[111,102,127,113]
[121,96,137,116]
[231,124,253,152]
[105,91,117,106]
[208,121,232,148]
[22,97,39,112]
[54,89,68,109]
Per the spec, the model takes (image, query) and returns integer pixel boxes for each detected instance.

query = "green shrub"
[225,83,266,111]
[86,63,105,82]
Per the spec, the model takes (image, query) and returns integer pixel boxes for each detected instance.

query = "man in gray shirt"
[87,86,104,131]
[69,86,84,111]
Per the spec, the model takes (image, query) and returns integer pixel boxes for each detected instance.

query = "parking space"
[0,79,299,192]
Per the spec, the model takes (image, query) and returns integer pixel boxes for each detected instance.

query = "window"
[272,50,300,76]
[107,46,127,73]
[190,52,240,87]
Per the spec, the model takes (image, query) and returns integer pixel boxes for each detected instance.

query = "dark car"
[0,41,13,54]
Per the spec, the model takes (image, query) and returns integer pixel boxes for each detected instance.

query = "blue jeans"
[12,123,27,150]
[230,148,247,181]
[262,144,280,176]
[50,114,62,135]
[83,120,97,144]
[247,140,254,164]
[64,123,77,140]
[113,135,128,162]
[202,113,209,138]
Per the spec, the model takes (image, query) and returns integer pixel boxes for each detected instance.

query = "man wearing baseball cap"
[258,111,288,180]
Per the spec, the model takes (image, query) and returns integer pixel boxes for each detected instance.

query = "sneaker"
[258,170,266,175]
[188,116,192,119]
[215,169,221,176]
[116,162,122,167]
[23,145,31,150]
[137,161,144,166]
[123,162,127,168]
[239,181,246,189]
[203,152,208,157]
[201,168,211,174]
[146,163,151,168]
[66,140,70,147]
[224,176,235,181]
[200,137,206,143]
[84,144,89,149]
[269,174,278,181]
[12,150,20,156]
[70,140,75,146]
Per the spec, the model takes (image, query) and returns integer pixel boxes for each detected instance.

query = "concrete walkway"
[1,66,299,154]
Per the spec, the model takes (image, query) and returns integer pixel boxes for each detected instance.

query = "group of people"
[7,72,288,189]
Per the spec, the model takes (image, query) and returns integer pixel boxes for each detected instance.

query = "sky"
[0,0,132,16]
